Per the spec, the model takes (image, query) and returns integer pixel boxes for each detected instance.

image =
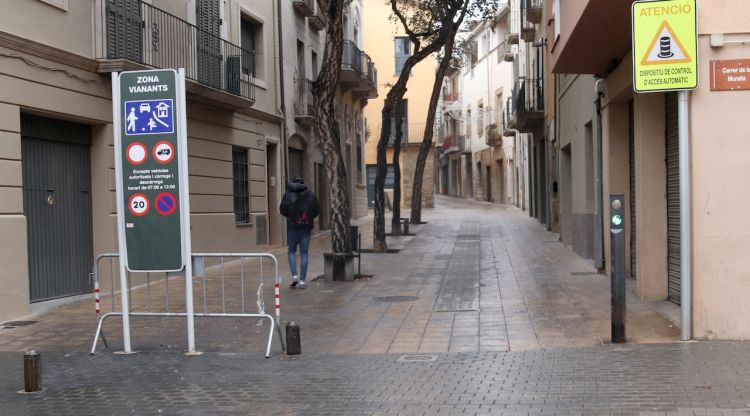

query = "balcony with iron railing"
[294,79,316,126]
[514,78,544,132]
[341,41,377,97]
[308,0,327,31]
[507,6,520,45]
[523,0,543,24]
[520,0,538,42]
[458,135,471,154]
[485,123,503,147]
[502,37,515,62]
[98,0,255,107]
[380,122,426,146]
[441,133,459,153]
[502,96,517,137]
[292,0,314,17]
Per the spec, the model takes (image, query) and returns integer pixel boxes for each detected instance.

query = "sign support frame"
[678,90,692,341]
[176,68,198,354]
[112,72,134,354]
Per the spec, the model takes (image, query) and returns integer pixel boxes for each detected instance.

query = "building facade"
[0,0,376,324]
[550,0,750,339]
[285,0,376,227]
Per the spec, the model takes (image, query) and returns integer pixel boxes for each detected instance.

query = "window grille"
[232,147,250,224]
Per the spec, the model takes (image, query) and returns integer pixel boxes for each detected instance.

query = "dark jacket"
[279,182,320,230]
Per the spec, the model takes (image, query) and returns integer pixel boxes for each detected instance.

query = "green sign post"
[118,69,183,272]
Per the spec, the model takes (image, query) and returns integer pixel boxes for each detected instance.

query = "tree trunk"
[374,41,445,252]
[313,0,352,256]
[410,36,456,225]
[390,98,404,236]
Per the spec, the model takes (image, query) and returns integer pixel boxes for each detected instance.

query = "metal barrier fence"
[90,252,285,357]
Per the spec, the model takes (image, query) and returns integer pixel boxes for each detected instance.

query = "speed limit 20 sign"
[115,69,185,272]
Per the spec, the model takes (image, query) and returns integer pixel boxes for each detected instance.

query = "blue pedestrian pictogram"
[154,192,178,216]
[124,99,174,135]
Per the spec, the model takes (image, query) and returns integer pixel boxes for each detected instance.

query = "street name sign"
[632,0,698,93]
[115,69,184,272]
[710,59,750,91]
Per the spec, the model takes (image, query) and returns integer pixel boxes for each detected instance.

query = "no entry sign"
[115,69,185,272]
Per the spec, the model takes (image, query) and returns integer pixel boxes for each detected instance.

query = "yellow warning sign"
[632,0,697,92]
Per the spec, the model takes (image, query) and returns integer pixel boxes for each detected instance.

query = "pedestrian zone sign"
[632,0,697,93]
[125,99,174,135]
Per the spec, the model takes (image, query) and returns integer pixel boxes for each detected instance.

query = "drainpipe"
[594,77,605,271]
[275,0,289,186]
[275,0,289,245]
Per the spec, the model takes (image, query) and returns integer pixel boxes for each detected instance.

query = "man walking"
[280,176,320,289]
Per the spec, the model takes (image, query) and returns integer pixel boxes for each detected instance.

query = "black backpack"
[290,193,313,227]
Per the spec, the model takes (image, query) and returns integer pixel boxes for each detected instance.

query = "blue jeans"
[287,228,311,282]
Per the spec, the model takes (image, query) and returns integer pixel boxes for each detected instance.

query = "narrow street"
[5,198,748,415]
[0,196,677,355]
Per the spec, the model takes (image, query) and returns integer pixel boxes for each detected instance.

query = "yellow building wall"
[363,0,437,166]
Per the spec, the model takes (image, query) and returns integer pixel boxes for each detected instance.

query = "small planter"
[323,253,355,281]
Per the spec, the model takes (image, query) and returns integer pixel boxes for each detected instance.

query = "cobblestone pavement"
[2,342,750,415]
[0,196,677,355]
[1,197,747,415]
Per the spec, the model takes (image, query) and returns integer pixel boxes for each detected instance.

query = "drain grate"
[571,271,599,276]
[398,354,438,363]
[376,296,419,303]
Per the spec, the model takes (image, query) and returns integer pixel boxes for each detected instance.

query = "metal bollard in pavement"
[286,321,301,355]
[24,349,42,392]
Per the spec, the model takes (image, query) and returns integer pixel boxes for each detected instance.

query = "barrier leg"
[265,315,275,358]
[90,313,119,355]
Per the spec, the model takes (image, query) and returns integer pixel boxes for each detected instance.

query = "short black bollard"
[286,321,301,355]
[24,349,42,392]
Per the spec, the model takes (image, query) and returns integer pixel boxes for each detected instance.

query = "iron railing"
[522,0,543,24]
[366,55,378,87]
[441,133,459,152]
[515,78,544,118]
[294,78,316,119]
[458,135,471,154]
[104,0,255,101]
[342,40,363,74]
[386,122,426,145]
[292,0,315,17]
[502,96,516,133]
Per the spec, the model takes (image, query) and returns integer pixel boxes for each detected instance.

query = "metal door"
[665,93,681,304]
[21,114,93,302]
[366,165,394,208]
[628,100,636,279]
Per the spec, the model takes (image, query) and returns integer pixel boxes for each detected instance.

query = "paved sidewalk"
[0,196,677,355]
[2,342,750,415]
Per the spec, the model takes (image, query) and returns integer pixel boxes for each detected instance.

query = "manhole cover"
[376,296,419,303]
[398,354,438,362]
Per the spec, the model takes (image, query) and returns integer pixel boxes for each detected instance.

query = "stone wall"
[400,143,435,209]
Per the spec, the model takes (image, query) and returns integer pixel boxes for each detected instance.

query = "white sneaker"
[298,281,306,289]
[290,275,299,288]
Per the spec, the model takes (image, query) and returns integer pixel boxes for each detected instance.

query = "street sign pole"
[633,0,696,340]
[176,68,198,354]
[678,90,692,341]
[112,72,133,354]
